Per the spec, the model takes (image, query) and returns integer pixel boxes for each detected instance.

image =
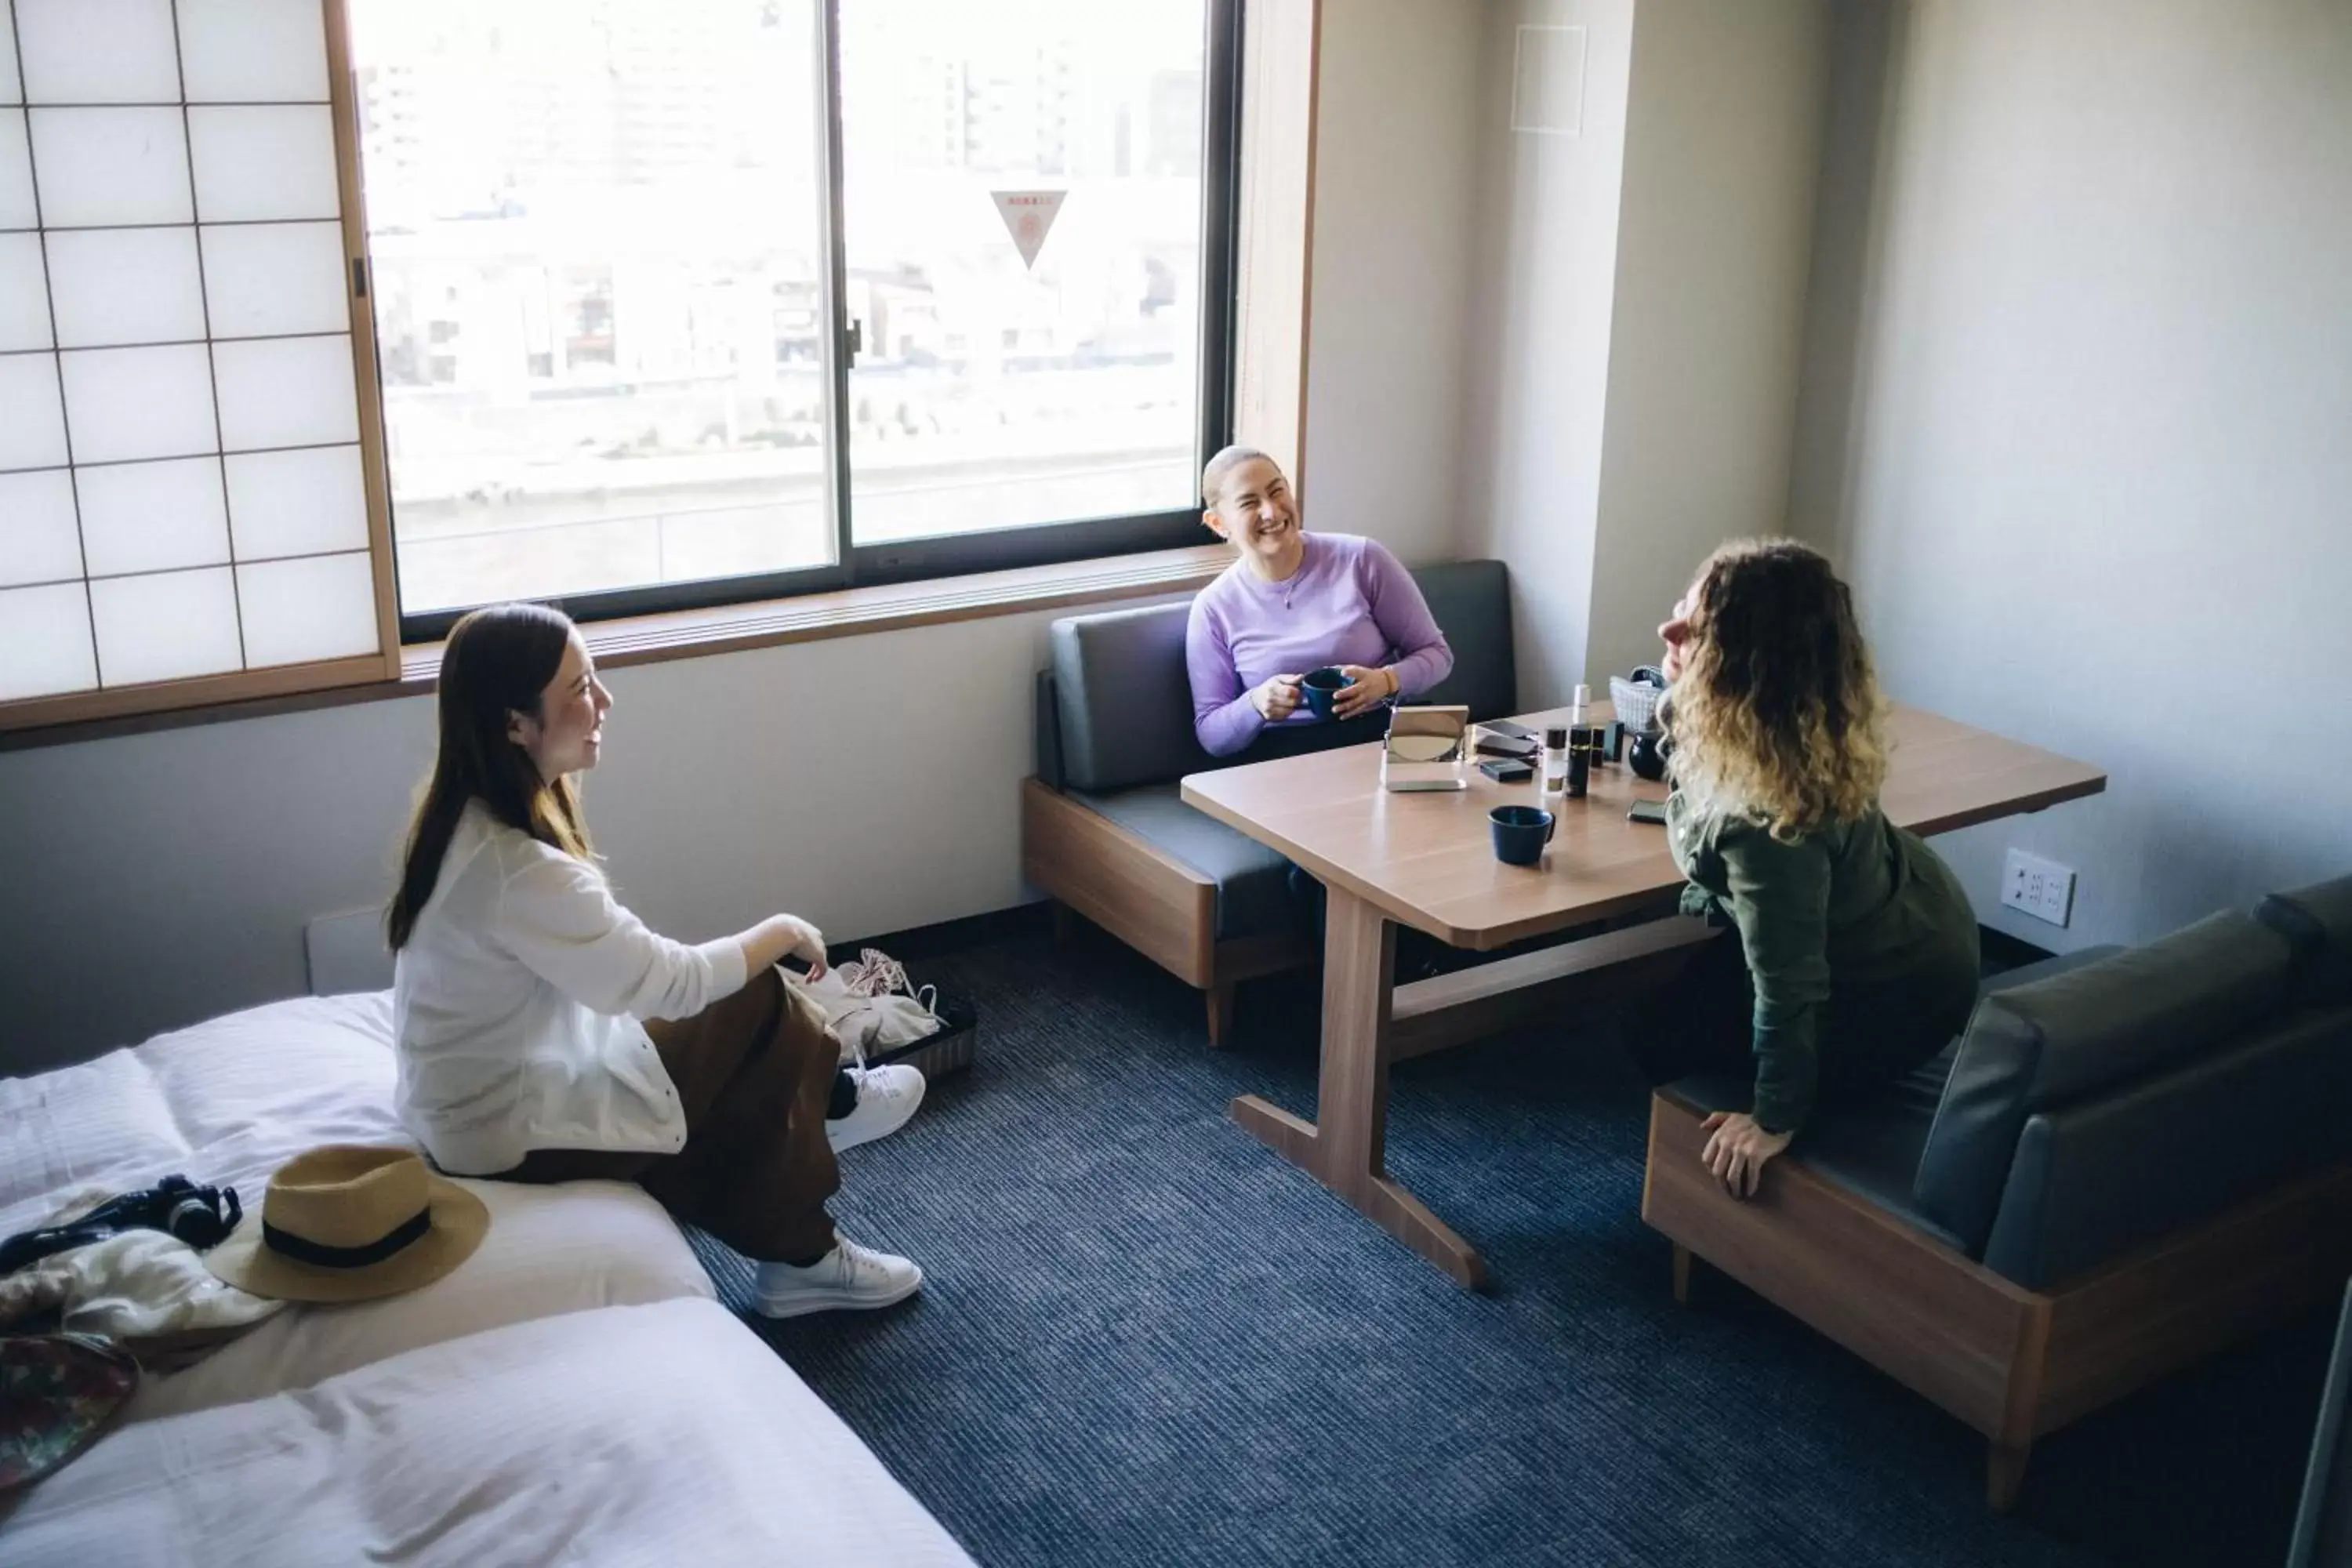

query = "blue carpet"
[685,928,2331,1567]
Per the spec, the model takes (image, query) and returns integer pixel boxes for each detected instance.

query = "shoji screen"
[0,0,387,712]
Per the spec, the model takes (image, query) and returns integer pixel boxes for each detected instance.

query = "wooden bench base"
[1642,1093,2352,1508]
[1022,777,1309,1044]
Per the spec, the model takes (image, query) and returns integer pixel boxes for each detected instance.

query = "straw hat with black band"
[205,1145,488,1304]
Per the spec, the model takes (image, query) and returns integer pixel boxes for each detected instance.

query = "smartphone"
[1627,798,1668,826]
[1482,719,1537,743]
[1479,758,1535,783]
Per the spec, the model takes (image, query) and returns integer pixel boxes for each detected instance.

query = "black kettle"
[1627,729,1670,782]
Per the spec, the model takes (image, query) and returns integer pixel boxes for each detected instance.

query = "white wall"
[1462,0,1827,704]
[1300,0,1484,564]
[1788,0,2352,949]
[0,0,1487,1070]
[1462,0,1639,708]
[0,608,1137,1074]
[1584,0,1828,683]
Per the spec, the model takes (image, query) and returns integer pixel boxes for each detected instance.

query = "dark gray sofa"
[1022,559,1515,1042]
[1645,873,2352,1508]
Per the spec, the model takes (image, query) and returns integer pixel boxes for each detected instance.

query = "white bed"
[0,994,974,1566]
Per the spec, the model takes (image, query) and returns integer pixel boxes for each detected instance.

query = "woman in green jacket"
[1636,538,1980,1200]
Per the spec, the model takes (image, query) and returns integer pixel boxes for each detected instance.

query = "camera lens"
[165,1195,216,1241]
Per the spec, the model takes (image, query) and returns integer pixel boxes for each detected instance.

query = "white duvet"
[4,1296,975,1568]
[0,994,975,1566]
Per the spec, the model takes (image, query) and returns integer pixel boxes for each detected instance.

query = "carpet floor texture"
[684,927,2332,1568]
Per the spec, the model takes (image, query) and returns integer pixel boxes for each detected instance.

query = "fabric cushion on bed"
[0,993,405,1220]
[0,1297,977,1568]
[2,993,717,1422]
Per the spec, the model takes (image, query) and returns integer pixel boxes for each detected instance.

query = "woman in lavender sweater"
[1185,446,1454,757]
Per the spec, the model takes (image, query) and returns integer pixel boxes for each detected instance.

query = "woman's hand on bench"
[1699,1109,1791,1200]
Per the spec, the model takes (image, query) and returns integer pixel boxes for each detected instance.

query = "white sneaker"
[826,1064,925,1153]
[753,1237,924,1319]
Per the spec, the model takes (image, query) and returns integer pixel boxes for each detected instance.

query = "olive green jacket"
[1666,792,1980,1134]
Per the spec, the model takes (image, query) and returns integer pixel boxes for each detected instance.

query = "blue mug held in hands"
[1490,804,1556,866]
[1300,666,1355,720]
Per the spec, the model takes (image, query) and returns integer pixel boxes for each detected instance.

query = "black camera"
[0,1174,242,1276]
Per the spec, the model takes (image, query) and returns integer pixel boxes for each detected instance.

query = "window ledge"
[2,546,1230,753]
[403,544,1228,684]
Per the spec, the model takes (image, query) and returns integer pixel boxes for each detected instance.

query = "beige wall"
[1788,0,2352,947]
[1584,0,1829,684]
[1301,0,1485,564]
[1462,0,1639,708]
[1463,0,1828,705]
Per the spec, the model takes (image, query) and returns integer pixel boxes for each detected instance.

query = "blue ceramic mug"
[1490,804,1556,866]
[1300,666,1355,720]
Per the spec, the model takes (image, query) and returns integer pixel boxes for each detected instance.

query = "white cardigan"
[392,804,747,1176]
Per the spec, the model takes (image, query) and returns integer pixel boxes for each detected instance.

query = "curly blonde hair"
[1668,538,1889,840]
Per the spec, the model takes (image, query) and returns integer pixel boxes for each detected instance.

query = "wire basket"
[1610,673,1667,734]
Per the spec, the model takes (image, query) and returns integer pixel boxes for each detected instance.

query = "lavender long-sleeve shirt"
[1185,533,1454,757]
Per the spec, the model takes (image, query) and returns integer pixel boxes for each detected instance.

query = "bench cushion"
[1072,783,1297,940]
[1407,559,1515,721]
[1666,1047,1962,1250]
[1912,912,2299,1255]
[1049,604,1211,794]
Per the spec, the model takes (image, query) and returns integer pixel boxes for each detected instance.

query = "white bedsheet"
[2,1297,976,1567]
[1,993,717,1422]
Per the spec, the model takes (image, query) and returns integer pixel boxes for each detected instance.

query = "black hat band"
[262,1207,431,1269]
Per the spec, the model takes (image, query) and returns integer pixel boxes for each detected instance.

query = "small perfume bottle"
[1541,726,1570,797]
[1566,684,1592,798]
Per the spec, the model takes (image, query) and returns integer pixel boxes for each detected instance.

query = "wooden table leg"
[1230,887,1493,1290]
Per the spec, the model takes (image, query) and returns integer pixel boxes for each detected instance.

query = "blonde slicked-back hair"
[1668,537,1889,840]
[1200,443,1277,514]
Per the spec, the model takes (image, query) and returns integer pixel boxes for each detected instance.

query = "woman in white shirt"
[388,602,924,1319]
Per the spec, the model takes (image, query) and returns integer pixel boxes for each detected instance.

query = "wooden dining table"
[1179,702,2107,1289]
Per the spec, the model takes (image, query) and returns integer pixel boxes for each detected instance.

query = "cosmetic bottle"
[1541,727,1569,797]
[1566,685,1592,798]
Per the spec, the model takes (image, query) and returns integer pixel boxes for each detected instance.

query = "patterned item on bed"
[1,1334,140,1494]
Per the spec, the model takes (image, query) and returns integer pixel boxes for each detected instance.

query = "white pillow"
[0,993,401,1229]
[130,1176,715,1423]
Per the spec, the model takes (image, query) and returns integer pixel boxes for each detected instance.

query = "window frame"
[381,0,1245,645]
[0,0,1283,742]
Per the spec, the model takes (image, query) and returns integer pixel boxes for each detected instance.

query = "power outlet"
[2000,849,2076,928]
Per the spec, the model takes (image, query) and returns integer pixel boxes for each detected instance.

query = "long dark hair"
[1668,538,1888,838]
[387,602,596,950]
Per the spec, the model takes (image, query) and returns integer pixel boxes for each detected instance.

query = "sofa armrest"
[2290,1282,2352,1568]
[1034,668,1066,791]
[1981,1004,2352,1288]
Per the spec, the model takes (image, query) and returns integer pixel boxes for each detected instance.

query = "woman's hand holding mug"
[1250,673,1304,722]
[1330,664,1398,720]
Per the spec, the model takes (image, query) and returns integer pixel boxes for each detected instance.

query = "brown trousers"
[504,967,840,1264]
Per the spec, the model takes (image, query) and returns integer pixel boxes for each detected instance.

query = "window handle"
[844,318,863,360]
